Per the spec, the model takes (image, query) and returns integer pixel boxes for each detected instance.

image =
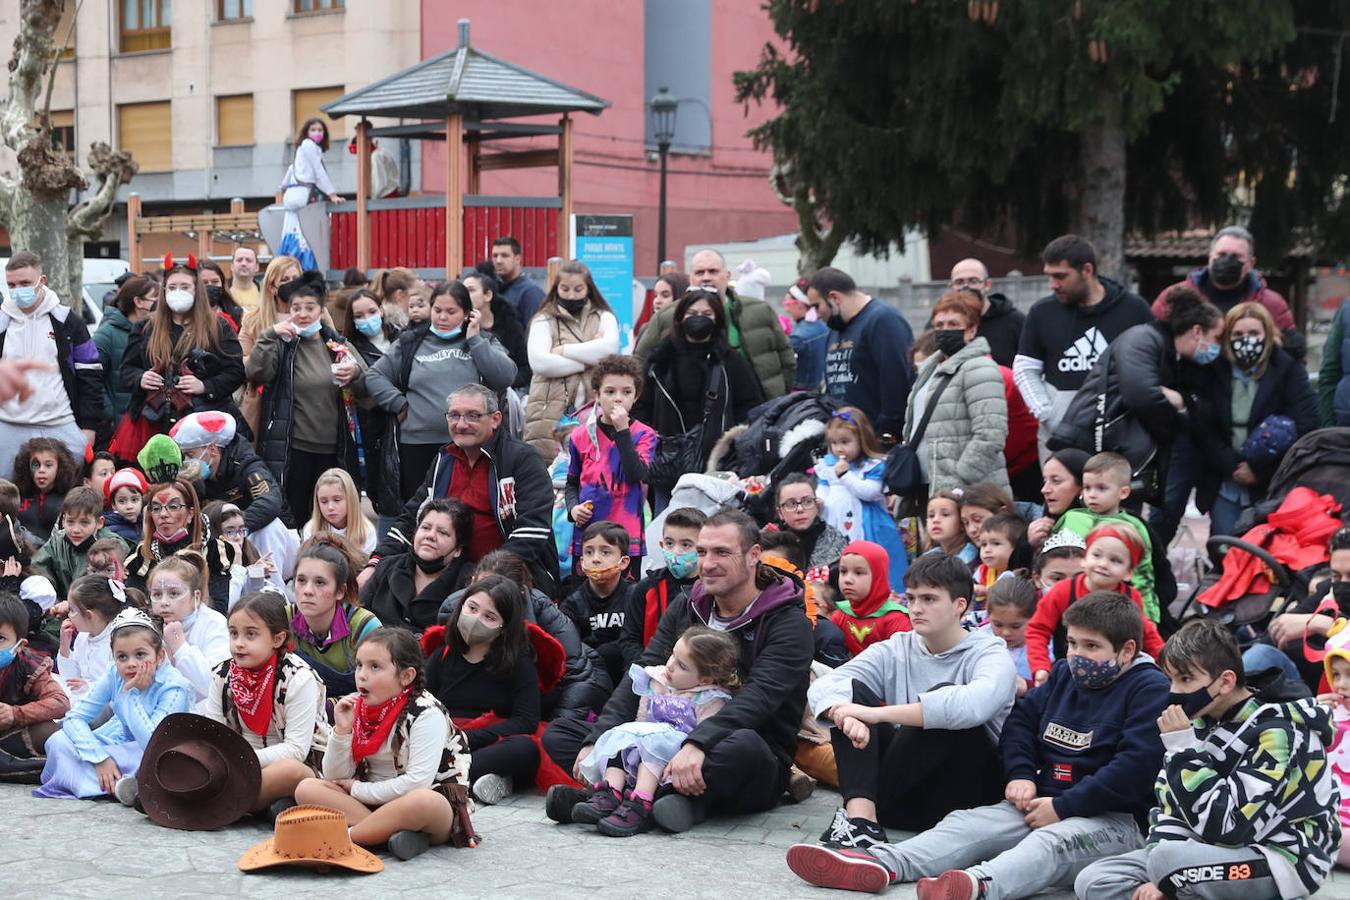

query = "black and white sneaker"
[818,807,889,850]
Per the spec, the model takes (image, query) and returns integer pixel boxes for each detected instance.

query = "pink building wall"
[419,1,798,276]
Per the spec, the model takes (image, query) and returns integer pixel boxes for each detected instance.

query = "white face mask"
[165,289,195,313]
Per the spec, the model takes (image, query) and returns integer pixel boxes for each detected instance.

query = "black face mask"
[1209,253,1245,289]
[414,552,449,574]
[1166,678,1218,719]
[205,285,225,307]
[1333,581,1350,615]
[681,315,715,342]
[825,304,847,331]
[558,298,587,318]
[934,329,967,358]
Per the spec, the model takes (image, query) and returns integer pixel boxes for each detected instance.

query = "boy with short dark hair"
[562,521,637,684]
[1054,452,1160,620]
[32,486,129,597]
[1075,620,1339,900]
[790,552,1017,856]
[974,513,1028,617]
[0,593,70,776]
[790,591,1169,897]
[619,507,706,666]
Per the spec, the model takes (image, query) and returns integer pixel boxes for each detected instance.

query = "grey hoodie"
[808,628,1017,743]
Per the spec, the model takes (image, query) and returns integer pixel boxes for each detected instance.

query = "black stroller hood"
[1264,427,1350,515]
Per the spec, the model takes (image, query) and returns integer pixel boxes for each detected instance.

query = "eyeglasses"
[779,498,818,512]
[149,502,186,514]
[222,526,249,540]
[950,277,985,289]
[447,411,486,424]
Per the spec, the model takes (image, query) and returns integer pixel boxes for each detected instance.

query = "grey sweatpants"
[869,800,1143,900]
[1074,843,1286,900]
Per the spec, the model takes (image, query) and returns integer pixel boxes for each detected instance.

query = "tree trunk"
[793,186,846,275]
[1079,84,1127,281]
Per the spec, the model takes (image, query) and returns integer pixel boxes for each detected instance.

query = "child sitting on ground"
[84,538,129,581]
[33,487,129,598]
[57,575,127,696]
[984,575,1039,697]
[924,490,978,568]
[147,552,230,703]
[817,407,907,590]
[207,501,283,609]
[301,468,376,558]
[831,540,912,659]
[0,593,71,776]
[972,513,1027,618]
[788,591,1169,897]
[621,508,706,667]
[1032,530,1085,596]
[1317,622,1350,868]
[564,625,739,837]
[34,607,193,801]
[13,437,81,545]
[83,451,116,501]
[959,482,1016,555]
[100,468,147,545]
[1053,452,1160,621]
[562,522,636,685]
[1075,620,1340,900]
[1027,525,1164,687]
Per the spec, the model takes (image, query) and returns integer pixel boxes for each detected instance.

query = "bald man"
[948,258,1025,368]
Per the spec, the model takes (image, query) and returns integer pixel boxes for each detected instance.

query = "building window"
[49,110,75,154]
[216,95,254,146]
[118,101,172,172]
[121,0,171,53]
[292,87,345,141]
[218,0,253,20]
[56,1,75,59]
[293,0,344,13]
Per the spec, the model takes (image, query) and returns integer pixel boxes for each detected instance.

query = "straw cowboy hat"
[239,805,383,874]
[137,713,261,831]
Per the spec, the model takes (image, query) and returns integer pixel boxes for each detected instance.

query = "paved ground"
[6,780,1350,899]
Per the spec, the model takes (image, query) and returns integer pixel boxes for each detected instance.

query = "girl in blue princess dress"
[34,607,192,801]
[815,407,907,591]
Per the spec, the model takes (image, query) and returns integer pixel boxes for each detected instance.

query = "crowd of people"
[0,221,1347,898]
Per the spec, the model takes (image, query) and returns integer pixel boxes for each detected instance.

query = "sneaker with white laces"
[471,773,513,806]
[916,869,986,900]
[818,806,889,850]
[786,843,897,893]
[113,775,139,808]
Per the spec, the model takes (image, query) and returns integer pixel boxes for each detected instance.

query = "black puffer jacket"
[361,551,471,633]
[1190,350,1320,511]
[121,315,249,437]
[437,586,614,718]
[196,435,286,533]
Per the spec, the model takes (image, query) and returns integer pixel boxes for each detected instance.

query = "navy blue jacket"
[823,299,914,437]
[1000,655,1169,829]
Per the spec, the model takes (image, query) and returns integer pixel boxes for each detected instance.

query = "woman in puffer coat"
[904,291,1009,494]
[436,550,613,718]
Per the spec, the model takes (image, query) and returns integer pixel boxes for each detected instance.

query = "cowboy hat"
[239,805,383,874]
[138,713,261,831]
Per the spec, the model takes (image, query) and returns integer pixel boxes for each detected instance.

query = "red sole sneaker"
[916,870,979,900]
[786,843,893,893]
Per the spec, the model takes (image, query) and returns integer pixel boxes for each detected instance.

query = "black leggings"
[284,449,338,526]
[399,442,444,501]
[468,734,540,784]
[833,680,1004,831]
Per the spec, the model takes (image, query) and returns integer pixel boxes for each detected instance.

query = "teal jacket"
[93,306,135,421]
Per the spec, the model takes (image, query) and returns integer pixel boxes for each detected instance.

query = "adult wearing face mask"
[807,267,913,439]
[1190,302,1318,537]
[95,275,158,426]
[360,498,473,633]
[119,256,247,458]
[246,271,369,524]
[0,251,103,479]
[633,289,764,482]
[364,279,517,506]
[1050,286,1225,510]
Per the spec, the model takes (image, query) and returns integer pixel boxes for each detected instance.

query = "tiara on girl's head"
[109,606,158,636]
[1039,530,1087,554]
[163,253,199,272]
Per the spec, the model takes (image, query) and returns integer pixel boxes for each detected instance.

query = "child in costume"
[101,468,148,544]
[57,575,128,695]
[831,540,911,659]
[147,552,230,702]
[1316,617,1350,867]
[817,407,906,591]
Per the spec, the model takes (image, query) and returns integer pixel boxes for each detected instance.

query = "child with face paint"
[620,508,706,668]
[561,522,637,686]
[147,552,230,703]
[0,594,70,776]
[101,467,148,544]
[13,437,80,544]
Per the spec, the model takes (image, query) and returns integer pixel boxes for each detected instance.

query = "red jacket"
[1000,365,1038,477]
[1152,270,1294,331]
[1026,574,1164,677]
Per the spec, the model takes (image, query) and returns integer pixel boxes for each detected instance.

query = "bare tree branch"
[3,0,61,152]
[68,142,136,238]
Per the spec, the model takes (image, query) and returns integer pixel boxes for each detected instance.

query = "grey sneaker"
[471,773,513,806]
[387,829,430,861]
[113,775,139,808]
[651,792,706,833]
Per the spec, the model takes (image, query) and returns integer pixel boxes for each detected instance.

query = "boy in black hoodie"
[619,508,705,667]
[562,521,637,685]
[789,591,1169,897]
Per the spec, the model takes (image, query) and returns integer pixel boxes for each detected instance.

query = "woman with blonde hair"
[238,255,308,436]
[373,267,420,329]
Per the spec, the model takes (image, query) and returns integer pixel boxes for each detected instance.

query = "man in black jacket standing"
[542,509,814,832]
[949,258,1025,368]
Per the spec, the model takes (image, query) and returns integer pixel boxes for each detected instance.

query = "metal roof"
[1126,229,1316,260]
[322,20,608,122]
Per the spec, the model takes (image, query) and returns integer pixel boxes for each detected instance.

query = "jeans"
[1149,437,1197,546]
[1241,641,1302,683]
[1075,843,1287,900]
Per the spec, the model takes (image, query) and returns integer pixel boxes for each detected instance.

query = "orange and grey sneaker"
[916,870,987,900]
[785,843,897,893]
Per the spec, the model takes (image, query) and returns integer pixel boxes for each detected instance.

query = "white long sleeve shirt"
[169,605,231,704]
[526,311,620,378]
[61,623,113,681]
[281,138,338,197]
[203,657,327,768]
[322,706,450,807]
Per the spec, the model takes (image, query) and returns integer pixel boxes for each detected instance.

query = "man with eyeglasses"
[362,382,559,596]
[948,258,1025,368]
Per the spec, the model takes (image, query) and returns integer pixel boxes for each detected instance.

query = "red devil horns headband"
[163,253,199,273]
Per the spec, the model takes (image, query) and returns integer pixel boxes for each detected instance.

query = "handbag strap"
[907,373,954,447]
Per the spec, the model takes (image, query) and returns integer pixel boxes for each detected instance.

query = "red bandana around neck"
[229,653,278,737]
[351,687,411,766]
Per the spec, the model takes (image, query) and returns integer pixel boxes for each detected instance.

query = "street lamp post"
[649,86,678,274]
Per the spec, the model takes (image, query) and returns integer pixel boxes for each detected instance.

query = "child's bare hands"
[333,694,358,734]
[608,404,629,431]
[0,703,14,729]
[1023,797,1060,829]
[1015,676,1029,698]
[331,778,355,794]
[64,677,87,693]
[834,459,850,478]
[1132,884,1166,900]
[163,621,186,655]
[2,557,21,578]
[95,758,122,795]
[1033,670,1050,687]
[59,618,76,655]
[1318,692,1341,706]
[973,582,988,599]
[839,715,870,750]
[1004,778,1036,811]
[123,659,155,693]
[571,503,593,526]
[1157,705,1194,734]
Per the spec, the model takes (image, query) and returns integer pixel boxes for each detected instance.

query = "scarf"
[229,653,277,737]
[351,687,411,766]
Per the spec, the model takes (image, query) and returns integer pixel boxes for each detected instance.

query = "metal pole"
[656,140,670,274]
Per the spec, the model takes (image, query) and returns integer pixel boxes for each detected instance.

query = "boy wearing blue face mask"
[788,591,1168,897]
[1076,620,1339,900]
[619,507,706,668]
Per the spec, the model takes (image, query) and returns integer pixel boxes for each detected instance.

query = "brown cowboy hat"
[138,713,261,831]
[239,805,383,874]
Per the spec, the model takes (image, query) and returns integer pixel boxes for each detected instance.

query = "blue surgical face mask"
[355,315,383,337]
[9,286,39,309]
[296,319,323,338]
[1192,339,1220,366]
[195,458,212,481]
[663,548,698,580]
[431,325,463,341]
[0,643,18,670]
[1067,653,1122,690]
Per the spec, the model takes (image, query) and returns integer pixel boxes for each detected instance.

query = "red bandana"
[351,688,411,766]
[229,654,278,737]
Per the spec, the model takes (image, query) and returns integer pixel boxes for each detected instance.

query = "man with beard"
[808,267,914,439]
[1013,235,1152,462]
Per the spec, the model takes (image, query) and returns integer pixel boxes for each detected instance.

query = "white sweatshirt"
[322,706,450,806]
[170,605,231,703]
